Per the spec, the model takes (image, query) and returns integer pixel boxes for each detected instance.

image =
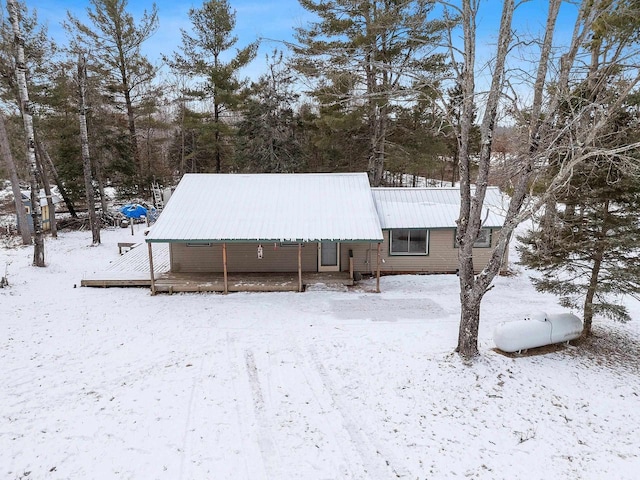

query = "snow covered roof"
[21,189,63,207]
[372,187,506,229]
[146,173,384,243]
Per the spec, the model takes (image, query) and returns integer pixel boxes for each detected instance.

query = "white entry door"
[318,241,340,272]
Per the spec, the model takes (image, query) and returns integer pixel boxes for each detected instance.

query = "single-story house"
[17,190,63,232]
[144,173,508,293]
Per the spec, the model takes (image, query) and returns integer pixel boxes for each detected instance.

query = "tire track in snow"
[243,343,361,478]
[244,349,281,478]
[288,343,362,479]
[225,333,269,480]
[178,350,206,480]
[308,345,408,479]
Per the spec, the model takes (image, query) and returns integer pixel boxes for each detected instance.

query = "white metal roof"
[21,189,63,207]
[372,187,506,229]
[146,173,384,243]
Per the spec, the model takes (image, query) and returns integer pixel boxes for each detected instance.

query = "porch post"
[376,242,381,293]
[147,242,156,295]
[222,242,228,294]
[298,242,303,292]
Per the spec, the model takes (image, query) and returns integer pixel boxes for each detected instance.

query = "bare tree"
[0,110,31,244]
[7,0,44,266]
[447,0,640,358]
[78,54,100,245]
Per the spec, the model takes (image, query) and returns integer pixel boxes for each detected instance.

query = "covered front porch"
[146,241,382,294]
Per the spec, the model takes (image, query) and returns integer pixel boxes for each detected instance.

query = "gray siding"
[348,229,507,275]
[170,242,318,273]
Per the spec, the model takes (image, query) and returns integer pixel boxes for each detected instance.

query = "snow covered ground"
[1,227,639,479]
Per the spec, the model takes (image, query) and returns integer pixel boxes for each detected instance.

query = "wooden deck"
[153,272,353,293]
[83,271,353,292]
[81,242,355,292]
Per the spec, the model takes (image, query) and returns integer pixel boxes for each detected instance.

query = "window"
[390,229,429,255]
[186,242,212,247]
[279,241,303,247]
[454,228,492,248]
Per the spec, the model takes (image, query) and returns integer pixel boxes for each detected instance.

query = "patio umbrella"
[120,204,148,235]
[120,204,148,219]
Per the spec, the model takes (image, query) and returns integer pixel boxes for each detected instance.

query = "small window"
[455,228,492,248]
[390,229,429,255]
[280,241,303,247]
[186,242,212,247]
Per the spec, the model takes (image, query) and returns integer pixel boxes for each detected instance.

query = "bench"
[118,242,137,255]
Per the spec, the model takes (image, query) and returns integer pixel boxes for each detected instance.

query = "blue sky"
[13,0,310,80]
[11,0,579,83]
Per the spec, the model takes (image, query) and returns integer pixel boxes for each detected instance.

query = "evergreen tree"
[234,51,303,173]
[519,160,640,335]
[518,81,640,336]
[0,0,54,108]
[167,105,216,174]
[298,74,370,173]
[165,0,258,174]
[293,0,448,185]
[65,0,159,192]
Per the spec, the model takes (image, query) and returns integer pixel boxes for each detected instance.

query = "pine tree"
[65,0,159,192]
[293,0,448,185]
[234,51,304,173]
[519,160,640,334]
[518,82,640,336]
[165,0,258,174]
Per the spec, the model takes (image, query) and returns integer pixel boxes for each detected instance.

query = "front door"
[318,241,340,272]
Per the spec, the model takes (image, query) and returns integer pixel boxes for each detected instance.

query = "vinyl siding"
[348,229,508,275]
[170,242,318,273]
[169,230,509,275]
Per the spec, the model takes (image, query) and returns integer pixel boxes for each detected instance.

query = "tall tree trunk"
[456,0,514,358]
[37,139,78,218]
[458,290,481,358]
[8,0,44,266]
[78,55,100,245]
[124,87,141,186]
[0,112,31,244]
[583,200,609,336]
[214,95,222,173]
[93,155,109,215]
[34,143,56,238]
[583,248,603,337]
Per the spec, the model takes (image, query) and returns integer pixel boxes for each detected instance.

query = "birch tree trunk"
[78,54,100,245]
[0,112,31,244]
[7,0,44,266]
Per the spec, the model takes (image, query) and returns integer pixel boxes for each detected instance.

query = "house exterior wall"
[347,229,508,275]
[170,242,318,273]
[168,229,509,275]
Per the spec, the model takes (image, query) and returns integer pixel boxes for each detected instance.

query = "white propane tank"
[494,312,583,353]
